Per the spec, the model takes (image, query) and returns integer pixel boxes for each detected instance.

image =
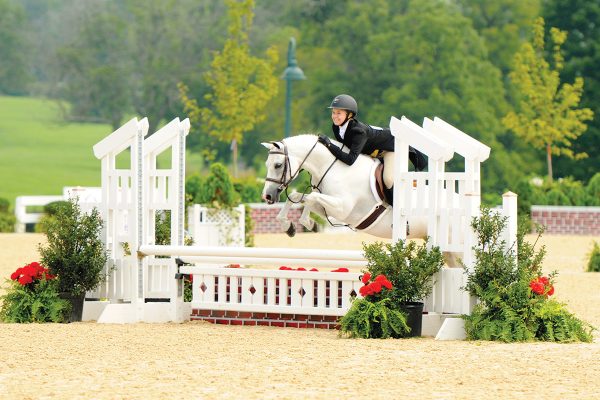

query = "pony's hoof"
[286,223,296,237]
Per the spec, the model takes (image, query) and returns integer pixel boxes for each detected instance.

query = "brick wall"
[531,206,600,235]
[248,203,304,234]
[190,309,340,329]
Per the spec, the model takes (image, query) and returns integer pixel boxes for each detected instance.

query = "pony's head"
[260,141,290,204]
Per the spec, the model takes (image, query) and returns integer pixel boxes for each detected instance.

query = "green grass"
[0,96,111,208]
[0,96,208,209]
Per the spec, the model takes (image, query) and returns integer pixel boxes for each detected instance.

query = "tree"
[179,0,278,177]
[456,0,540,75]
[51,3,131,129]
[126,0,228,130]
[503,17,593,181]
[543,0,600,183]
[0,0,30,95]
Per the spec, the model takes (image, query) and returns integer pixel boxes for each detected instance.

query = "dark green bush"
[587,241,600,273]
[192,163,240,207]
[243,204,254,247]
[233,178,263,203]
[463,207,594,342]
[0,197,9,213]
[44,200,70,215]
[0,212,16,232]
[185,173,204,207]
[0,197,15,232]
[38,199,108,296]
[35,200,70,233]
[586,173,600,206]
[362,240,444,305]
[545,188,571,205]
[514,175,596,209]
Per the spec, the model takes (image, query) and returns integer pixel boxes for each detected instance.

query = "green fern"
[0,278,70,323]
[339,298,410,339]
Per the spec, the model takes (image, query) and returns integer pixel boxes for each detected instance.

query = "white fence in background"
[187,204,245,247]
[14,187,101,232]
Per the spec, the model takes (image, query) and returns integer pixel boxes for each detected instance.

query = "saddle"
[374,163,393,206]
[355,162,393,231]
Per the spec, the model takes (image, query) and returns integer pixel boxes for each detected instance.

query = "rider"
[317,94,426,201]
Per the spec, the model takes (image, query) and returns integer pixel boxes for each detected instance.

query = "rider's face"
[331,108,349,126]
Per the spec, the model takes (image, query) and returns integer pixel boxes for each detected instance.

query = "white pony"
[261,134,427,239]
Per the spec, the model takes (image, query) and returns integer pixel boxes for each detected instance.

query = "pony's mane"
[292,133,318,139]
[282,133,344,154]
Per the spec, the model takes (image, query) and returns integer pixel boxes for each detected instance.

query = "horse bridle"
[265,139,319,192]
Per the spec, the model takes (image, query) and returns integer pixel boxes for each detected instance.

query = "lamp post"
[282,37,305,137]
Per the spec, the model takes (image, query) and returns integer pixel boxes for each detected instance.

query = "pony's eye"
[274,163,283,169]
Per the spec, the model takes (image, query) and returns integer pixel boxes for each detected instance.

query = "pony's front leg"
[304,192,349,221]
[276,192,304,237]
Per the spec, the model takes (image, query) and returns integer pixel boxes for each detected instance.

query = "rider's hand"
[318,134,331,147]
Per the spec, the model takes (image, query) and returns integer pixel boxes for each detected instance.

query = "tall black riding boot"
[383,185,393,206]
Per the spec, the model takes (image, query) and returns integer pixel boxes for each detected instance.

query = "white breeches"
[382,151,394,189]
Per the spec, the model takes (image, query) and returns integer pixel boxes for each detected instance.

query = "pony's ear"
[261,141,281,150]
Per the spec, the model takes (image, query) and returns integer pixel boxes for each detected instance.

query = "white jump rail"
[138,244,367,269]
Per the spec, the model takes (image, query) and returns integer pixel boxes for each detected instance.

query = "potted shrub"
[340,239,444,338]
[38,199,108,322]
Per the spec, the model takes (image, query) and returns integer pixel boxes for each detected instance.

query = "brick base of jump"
[190,309,340,329]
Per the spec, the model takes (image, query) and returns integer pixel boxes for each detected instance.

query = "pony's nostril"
[265,194,271,202]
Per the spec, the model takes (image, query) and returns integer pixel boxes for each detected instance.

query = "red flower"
[18,274,34,285]
[370,281,382,293]
[310,268,319,272]
[530,276,555,297]
[10,268,23,281]
[21,265,37,278]
[361,272,371,284]
[381,279,392,290]
[359,285,375,297]
[297,267,306,271]
[529,280,545,295]
[279,266,292,270]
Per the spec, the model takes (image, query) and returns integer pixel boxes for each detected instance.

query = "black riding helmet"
[328,94,358,116]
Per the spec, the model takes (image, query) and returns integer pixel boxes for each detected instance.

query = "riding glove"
[318,134,331,147]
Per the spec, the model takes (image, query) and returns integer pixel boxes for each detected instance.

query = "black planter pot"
[400,302,424,337]
[59,292,85,322]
